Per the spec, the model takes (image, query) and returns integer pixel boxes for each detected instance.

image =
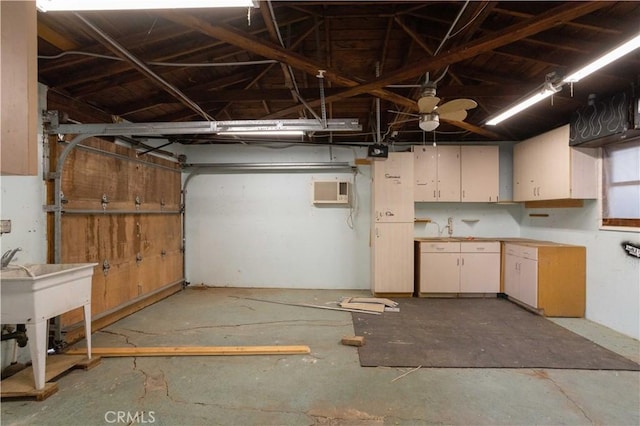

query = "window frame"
[599,138,640,232]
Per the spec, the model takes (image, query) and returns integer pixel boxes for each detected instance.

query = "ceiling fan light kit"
[419,113,440,132]
[413,79,477,132]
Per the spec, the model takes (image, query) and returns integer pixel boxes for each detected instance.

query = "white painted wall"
[184,141,639,340]
[414,202,522,239]
[183,144,372,289]
[520,200,640,339]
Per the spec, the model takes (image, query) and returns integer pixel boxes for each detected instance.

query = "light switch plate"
[0,220,11,234]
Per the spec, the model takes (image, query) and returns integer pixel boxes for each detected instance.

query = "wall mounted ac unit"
[313,180,351,204]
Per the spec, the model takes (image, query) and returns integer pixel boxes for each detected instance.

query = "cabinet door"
[519,257,538,308]
[461,146,499,202]
[372,223,414,293]
[436,146,461,201]
[503,252,520,298]
[513,140,536,201]
[373,152,414,222]
[536,125,571,200]
[460,252,500,293]
[420,252,460,293]
[414,146,438,202]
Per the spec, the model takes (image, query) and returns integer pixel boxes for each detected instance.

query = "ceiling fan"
[390,78,478,132]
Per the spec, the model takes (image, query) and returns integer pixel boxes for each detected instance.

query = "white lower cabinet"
[502,242,586,317]
[504,244,539,308]
[372,222,414,294]
[418,241,500,295]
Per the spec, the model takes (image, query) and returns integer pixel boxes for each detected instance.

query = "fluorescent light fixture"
[486,32,640,126]
[486,85,559,126]
[563,32,640,83]
[36,0,258,12]
[222,130,304,136]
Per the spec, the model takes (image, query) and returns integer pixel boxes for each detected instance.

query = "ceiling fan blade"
[436,98,478,115]
[439,109,468,122]
[418,96,440,113]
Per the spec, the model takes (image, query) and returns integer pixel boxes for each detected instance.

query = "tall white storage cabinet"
[371,152,414,295]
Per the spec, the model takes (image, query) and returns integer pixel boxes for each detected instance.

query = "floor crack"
[98,329,137,347]
[532,369,594,424]
[111,320,350,336]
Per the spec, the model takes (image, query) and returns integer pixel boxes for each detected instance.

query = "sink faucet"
[447,217,454,237]
[1,247,21,269]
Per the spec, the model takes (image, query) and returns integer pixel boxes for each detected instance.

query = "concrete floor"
[1,287,639,426]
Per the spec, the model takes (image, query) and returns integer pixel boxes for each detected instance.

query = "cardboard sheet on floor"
[352,298,640,370]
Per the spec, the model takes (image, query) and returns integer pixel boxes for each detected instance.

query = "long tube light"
[36,0,258,12]
[486,85,560,126]
[563,32,640,83]
[223,131,304,136]
[486,31,640,126]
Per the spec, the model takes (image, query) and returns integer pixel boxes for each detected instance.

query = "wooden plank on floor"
[339,302,386,313]
[349,297,398,307]
[65,345,311,357]
[0,355,96,400]
[341,336,365,347]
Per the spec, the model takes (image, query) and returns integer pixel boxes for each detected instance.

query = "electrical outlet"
[0,220,11,234]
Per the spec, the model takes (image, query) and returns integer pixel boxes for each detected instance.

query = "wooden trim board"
[65,345,311,357]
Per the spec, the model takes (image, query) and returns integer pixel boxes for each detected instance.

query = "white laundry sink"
[1,262,97,390]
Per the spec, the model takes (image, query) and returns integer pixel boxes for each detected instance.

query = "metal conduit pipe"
[74,13,213,121]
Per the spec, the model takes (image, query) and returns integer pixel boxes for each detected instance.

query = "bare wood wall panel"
[1,1,37,175]
[49,136,183,330]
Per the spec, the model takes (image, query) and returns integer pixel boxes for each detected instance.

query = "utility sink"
[1,262,97,390]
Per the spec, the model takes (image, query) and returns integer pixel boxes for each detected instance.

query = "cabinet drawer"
[420,242,460,253]
[461,241,500,253]
[505,243,538,260]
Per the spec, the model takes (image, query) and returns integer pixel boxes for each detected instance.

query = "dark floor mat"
[352,298,640,370]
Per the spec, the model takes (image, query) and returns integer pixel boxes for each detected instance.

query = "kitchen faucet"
[447,217,454,236]
[1,247,21,269]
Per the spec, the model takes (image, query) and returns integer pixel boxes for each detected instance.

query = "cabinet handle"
[461,258,464,266]
[457,258,460,266]
[438,190,441,198]
[433,190,436,198]
[462,190,465,198]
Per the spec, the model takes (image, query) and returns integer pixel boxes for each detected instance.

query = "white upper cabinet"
[414,145,460,202]
[414,145,499,202]
[461,145,499,202]
[513,124,598,201]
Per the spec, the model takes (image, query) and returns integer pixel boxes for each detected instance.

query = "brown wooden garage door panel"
[58,137,180,211]
[53,136,183,333]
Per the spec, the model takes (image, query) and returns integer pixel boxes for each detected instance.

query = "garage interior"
[1,1,639,424]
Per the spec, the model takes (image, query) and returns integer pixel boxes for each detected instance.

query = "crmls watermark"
[104,411,156,424]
